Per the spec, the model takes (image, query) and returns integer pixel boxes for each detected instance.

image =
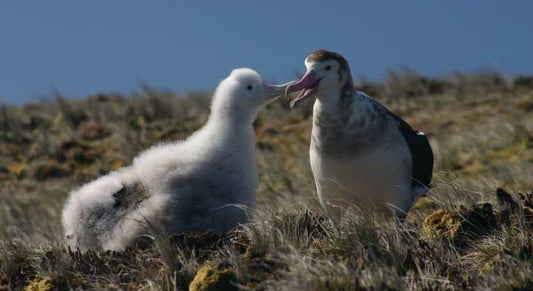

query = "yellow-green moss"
[485,143,525,162]
[462,159,486,175]
[423,204,497,244]
[189,264,238,291]
[109,159,126,171]
[9,162,28,179]
[423,209,464,241]
[24,278,52,291]
[412,197,440,212]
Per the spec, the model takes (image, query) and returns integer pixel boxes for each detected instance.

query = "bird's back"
[132,122,259,233]
[390,114,433,190]
[366,94,434,191]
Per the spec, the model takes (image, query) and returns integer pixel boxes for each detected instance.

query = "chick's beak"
[284,69,319,109]
[262,81,294,100]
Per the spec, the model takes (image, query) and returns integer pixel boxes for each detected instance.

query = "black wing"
[391,114,434,188]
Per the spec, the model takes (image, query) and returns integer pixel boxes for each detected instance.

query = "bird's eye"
[325,65,332,71]
[247,85,253,91]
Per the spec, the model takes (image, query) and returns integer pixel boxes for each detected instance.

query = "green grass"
[1,71,533,290]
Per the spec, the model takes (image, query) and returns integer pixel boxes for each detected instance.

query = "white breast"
[311,142,413,217]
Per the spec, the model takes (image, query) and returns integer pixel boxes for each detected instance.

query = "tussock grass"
[1,71,533,290]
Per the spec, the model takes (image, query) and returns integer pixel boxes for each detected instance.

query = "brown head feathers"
[307,49,350,74]
[308,49,353,90]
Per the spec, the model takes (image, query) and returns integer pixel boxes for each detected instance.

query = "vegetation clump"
[423,209,464,241]
[189,263,238,291]
[24,277,52,291]
[77,121,110,141]
[423,203,497,245]
[30,160,71,180]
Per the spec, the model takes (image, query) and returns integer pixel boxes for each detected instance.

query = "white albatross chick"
[62,68,290,252]
[286,50,434,221]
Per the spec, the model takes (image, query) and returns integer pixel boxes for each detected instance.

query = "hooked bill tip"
[284,82,295,100]
[289,95,302,110]
[289,99,296,109]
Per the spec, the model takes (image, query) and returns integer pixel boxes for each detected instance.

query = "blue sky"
[1,0,532,104]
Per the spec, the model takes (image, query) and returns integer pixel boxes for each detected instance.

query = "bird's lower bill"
[290,85,319,109]
[285,69,320,109]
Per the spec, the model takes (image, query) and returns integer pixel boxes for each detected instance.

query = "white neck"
[204,115,255,144]
[209,98,259,127]
[313,88,345,123]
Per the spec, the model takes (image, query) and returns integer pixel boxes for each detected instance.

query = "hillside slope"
[1,71,533,290]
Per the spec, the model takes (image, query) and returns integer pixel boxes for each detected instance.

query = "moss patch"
[9,162,28,179]
[24,278,52,291]
[411,197,440,213]
[189,263,238,291]
[423,209,463,241]
[423,203,497,245]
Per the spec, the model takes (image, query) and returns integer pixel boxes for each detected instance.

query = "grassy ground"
[1,70,533,290]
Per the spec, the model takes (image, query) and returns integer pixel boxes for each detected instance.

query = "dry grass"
[1,71,533,290]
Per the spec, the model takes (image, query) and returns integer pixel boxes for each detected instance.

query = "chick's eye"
[247,85,253,91]
[325,65,332,71]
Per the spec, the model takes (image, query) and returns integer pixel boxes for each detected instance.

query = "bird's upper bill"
[285,69,320,109]
[263,83,293,100]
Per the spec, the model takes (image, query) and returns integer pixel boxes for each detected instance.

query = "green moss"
[411,197,440,212]
[423,209,464,241]
[423,204,497,245]
[189,264,238,291]
[9,162,28,179]
[462,159,486,175]
[24,278,52,291]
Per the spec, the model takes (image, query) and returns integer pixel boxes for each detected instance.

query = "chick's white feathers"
[62,68,281,252]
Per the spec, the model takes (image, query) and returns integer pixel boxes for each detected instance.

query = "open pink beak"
[285,69,320,109]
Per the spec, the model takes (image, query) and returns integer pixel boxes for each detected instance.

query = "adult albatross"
[286,49,433,220]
